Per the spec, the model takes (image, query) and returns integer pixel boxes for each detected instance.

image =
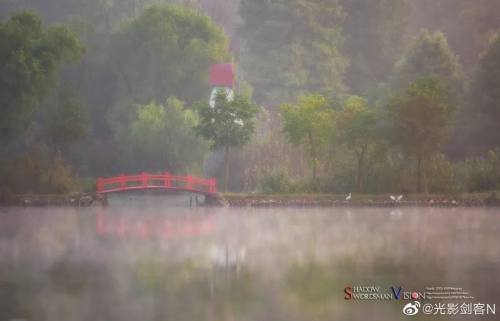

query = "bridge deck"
[97,173,217,195]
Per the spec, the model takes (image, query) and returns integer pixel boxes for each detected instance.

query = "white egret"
[390,195,404,202]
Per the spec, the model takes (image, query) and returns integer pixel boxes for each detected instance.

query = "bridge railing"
[96,172,217,194]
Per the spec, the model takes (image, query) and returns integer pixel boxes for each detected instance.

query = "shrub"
[40,156,78,193]
[0,153,79,195]
[259,169,291,194]
[453,148,500,192]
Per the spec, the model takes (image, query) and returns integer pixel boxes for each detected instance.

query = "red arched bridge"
[96,173,217,196]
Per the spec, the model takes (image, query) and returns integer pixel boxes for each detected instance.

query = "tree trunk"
[307,130,317,181]
[422,157,428,194]
[416,155,427,193]
[356,147,366,192]
[357,156,363,192]
[417,156,421,193]
[223,145,230,193]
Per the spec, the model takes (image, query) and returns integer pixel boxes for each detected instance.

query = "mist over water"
[0,203,499,321]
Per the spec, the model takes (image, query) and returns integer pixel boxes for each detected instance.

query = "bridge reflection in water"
[96,208,216,240]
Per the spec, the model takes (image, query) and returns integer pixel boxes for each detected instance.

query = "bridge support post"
[164,172,171,188]
[120,174,126,188]
[186,175,193,189]
[97,193,108,206]
[209,179,217,194]
[96,178,104,193]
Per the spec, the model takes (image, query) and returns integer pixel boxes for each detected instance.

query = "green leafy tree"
[109,97,208,173]
[239,0,347,105]
[392,30,464,100]
[109,4,229,105]
[336,96,380,192]
[195,91,259,192]
[0,11,84,140]
[389,77,454,193]
[280,94,334,181]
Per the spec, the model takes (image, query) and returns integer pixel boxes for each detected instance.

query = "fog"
[1,205,498,320]
[1,1,500,319]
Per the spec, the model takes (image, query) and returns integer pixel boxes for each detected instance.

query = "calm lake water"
[0,197,499,320]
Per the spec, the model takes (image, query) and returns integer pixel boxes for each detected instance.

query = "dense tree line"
[0,5,229,195]
[1,0,499,195]
[267,30,500,194]
[237,0,500,193]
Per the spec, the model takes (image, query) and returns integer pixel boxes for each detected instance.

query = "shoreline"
[0,193,98,207]
[222,193,500,207]
[1,192,500,208]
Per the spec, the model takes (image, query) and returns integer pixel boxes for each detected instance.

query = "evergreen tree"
[340,0,411,94]
[392,30,464,101]
[239,0,347,106]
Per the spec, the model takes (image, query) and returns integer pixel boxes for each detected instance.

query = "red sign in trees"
[209,63,235,88]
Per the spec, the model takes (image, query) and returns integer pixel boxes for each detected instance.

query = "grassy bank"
[222,191,500,207]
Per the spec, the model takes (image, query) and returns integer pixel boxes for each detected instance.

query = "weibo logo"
[403,301,421,316]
